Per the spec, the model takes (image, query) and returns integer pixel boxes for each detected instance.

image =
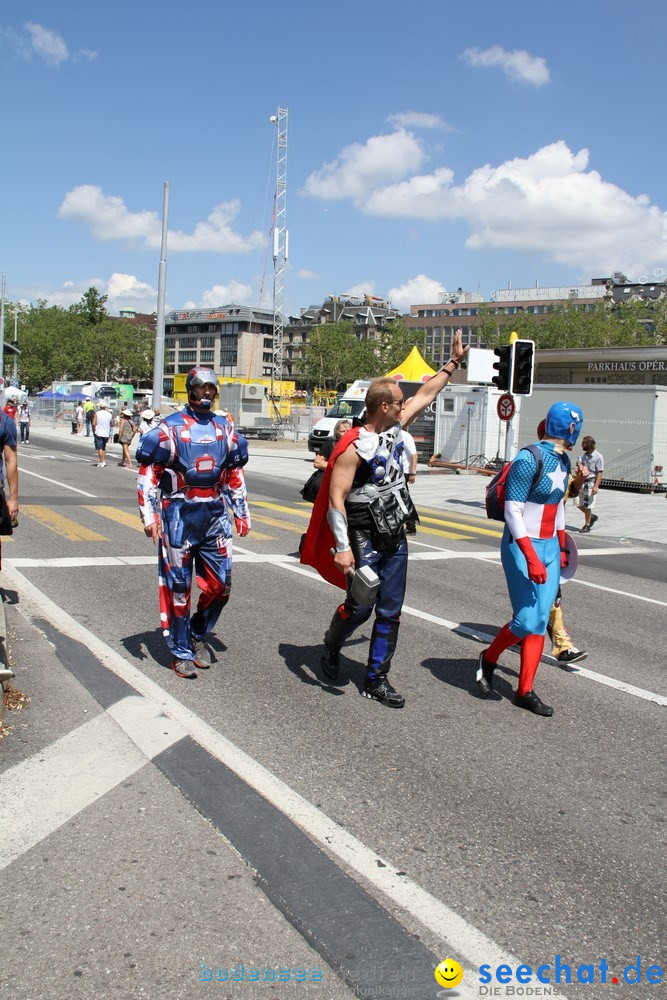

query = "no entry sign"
[497,393,515,421]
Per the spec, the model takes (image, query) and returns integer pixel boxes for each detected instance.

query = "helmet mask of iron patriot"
[544,401,584,448]
[185,368,218,412]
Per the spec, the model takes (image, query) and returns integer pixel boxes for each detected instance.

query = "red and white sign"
[497,393,515,421]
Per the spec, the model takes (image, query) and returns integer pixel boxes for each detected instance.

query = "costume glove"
[516,536,548,584]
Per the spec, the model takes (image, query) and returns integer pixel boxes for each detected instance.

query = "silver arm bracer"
[327,508,351,552]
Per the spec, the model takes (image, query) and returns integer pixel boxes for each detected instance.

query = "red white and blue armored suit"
[136,408,249,662]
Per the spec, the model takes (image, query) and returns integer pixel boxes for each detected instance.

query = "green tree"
[72,287,109,325]
[477,299,666,351]
[297,320,432,389]
[297,321,370,389]
[12,300,154,392]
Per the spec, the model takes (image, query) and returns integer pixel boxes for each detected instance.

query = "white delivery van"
[308,380,371,452]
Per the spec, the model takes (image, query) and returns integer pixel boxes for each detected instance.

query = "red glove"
[516,536,548,584]
[234,516,250,537]
[557,529,568,570]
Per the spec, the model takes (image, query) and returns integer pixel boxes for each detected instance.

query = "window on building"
[200,351,214,362]
[201,337,214,347]
[179,351,197,362]
[180,337,197,348]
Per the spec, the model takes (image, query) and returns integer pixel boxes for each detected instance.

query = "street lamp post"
[152,182,170,410]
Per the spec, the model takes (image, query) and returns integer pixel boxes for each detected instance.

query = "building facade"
[162,305,276,395]
[535,346,667,386]
[283,295,403,380]
[406,282,608,370]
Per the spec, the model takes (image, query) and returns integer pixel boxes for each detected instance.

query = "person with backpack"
[477,400,584,717]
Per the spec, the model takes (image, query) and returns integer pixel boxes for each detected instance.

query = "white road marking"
[1,564,558,994]
[0,714,146,871]
[18,467,98,497]
[0,695,186,872]
[570,577,667,607]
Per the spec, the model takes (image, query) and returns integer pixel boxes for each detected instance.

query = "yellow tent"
[385,346,436,383]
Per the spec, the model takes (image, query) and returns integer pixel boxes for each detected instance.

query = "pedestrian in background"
[91,400,114,468]
[0,408,18,569]
[578,436,604,533]
[3,399,17,421]
[84,397,95,437]
[75,402,85,435]
[18,402,31,444]
[139,409,155,436]
[117,407,136,468]
[301,419,352,503]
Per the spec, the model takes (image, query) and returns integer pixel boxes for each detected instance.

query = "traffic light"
[492,345,512,391]
[511,339,535,396]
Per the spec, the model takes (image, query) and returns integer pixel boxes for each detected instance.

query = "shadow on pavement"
[421,652,518,702]
[278,641,348,695]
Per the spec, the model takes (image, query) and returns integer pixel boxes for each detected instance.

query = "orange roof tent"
[385,346,436,383]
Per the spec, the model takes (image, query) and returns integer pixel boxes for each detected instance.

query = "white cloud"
[303,130,425,201]
[295,268,320,280]
[388,275,449,312]
[387,111,453,131]
[25,22,69,67]
[200,281,254,306]
[59,185,265,254]
[461,45,550,87]
[106,273,157,309]
[321,138,667,278]
[25,273,157,313]
[342,281,375,298]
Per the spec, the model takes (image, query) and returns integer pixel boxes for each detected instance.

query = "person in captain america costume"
[476,400,584,716]
[136,369,250,679]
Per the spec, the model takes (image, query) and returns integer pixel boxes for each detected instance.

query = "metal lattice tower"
[270,107,288,419]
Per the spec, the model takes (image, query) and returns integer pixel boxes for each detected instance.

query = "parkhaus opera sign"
[587,360,667,372]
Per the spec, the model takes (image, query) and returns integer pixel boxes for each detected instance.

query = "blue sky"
[2,0,665,317]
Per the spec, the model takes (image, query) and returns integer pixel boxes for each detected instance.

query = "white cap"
[142,409,155,421]
[98,400,108,408]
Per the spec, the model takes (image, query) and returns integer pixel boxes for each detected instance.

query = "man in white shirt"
[577,436,604,533]
[91,401,114,467]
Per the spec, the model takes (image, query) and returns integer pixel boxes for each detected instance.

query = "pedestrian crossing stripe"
[21,505,107,541]
[84,505,145,532]
[19,498,500,544]
[412,525,475,541]
[252,500,311,519]
[252,513,304,534]
[416,513,503,539]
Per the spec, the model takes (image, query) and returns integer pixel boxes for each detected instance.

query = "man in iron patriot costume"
[136,369,250,678]
[301,330,469,708]
[477,401,584,716]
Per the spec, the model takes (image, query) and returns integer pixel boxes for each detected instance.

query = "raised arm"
[401,328,468,427]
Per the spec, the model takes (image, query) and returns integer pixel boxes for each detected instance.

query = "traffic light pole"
[503,396,521,464]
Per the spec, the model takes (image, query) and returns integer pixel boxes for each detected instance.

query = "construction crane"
[269,107,288,423]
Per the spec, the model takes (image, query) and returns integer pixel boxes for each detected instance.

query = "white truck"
[516,384,667,490]
[308,380,371,452]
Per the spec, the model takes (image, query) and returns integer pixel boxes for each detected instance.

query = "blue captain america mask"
[544,401,584,447]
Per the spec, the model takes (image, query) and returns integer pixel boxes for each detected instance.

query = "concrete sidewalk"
[24,419,667,546]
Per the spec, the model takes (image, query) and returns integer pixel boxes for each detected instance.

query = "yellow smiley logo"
[435,958,464,988]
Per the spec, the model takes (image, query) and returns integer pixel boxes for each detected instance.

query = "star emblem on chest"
[546,465,567,494]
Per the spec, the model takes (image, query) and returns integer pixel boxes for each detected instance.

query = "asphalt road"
[2,430,665,1000]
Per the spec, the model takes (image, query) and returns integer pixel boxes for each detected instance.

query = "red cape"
[300,427,360,590]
